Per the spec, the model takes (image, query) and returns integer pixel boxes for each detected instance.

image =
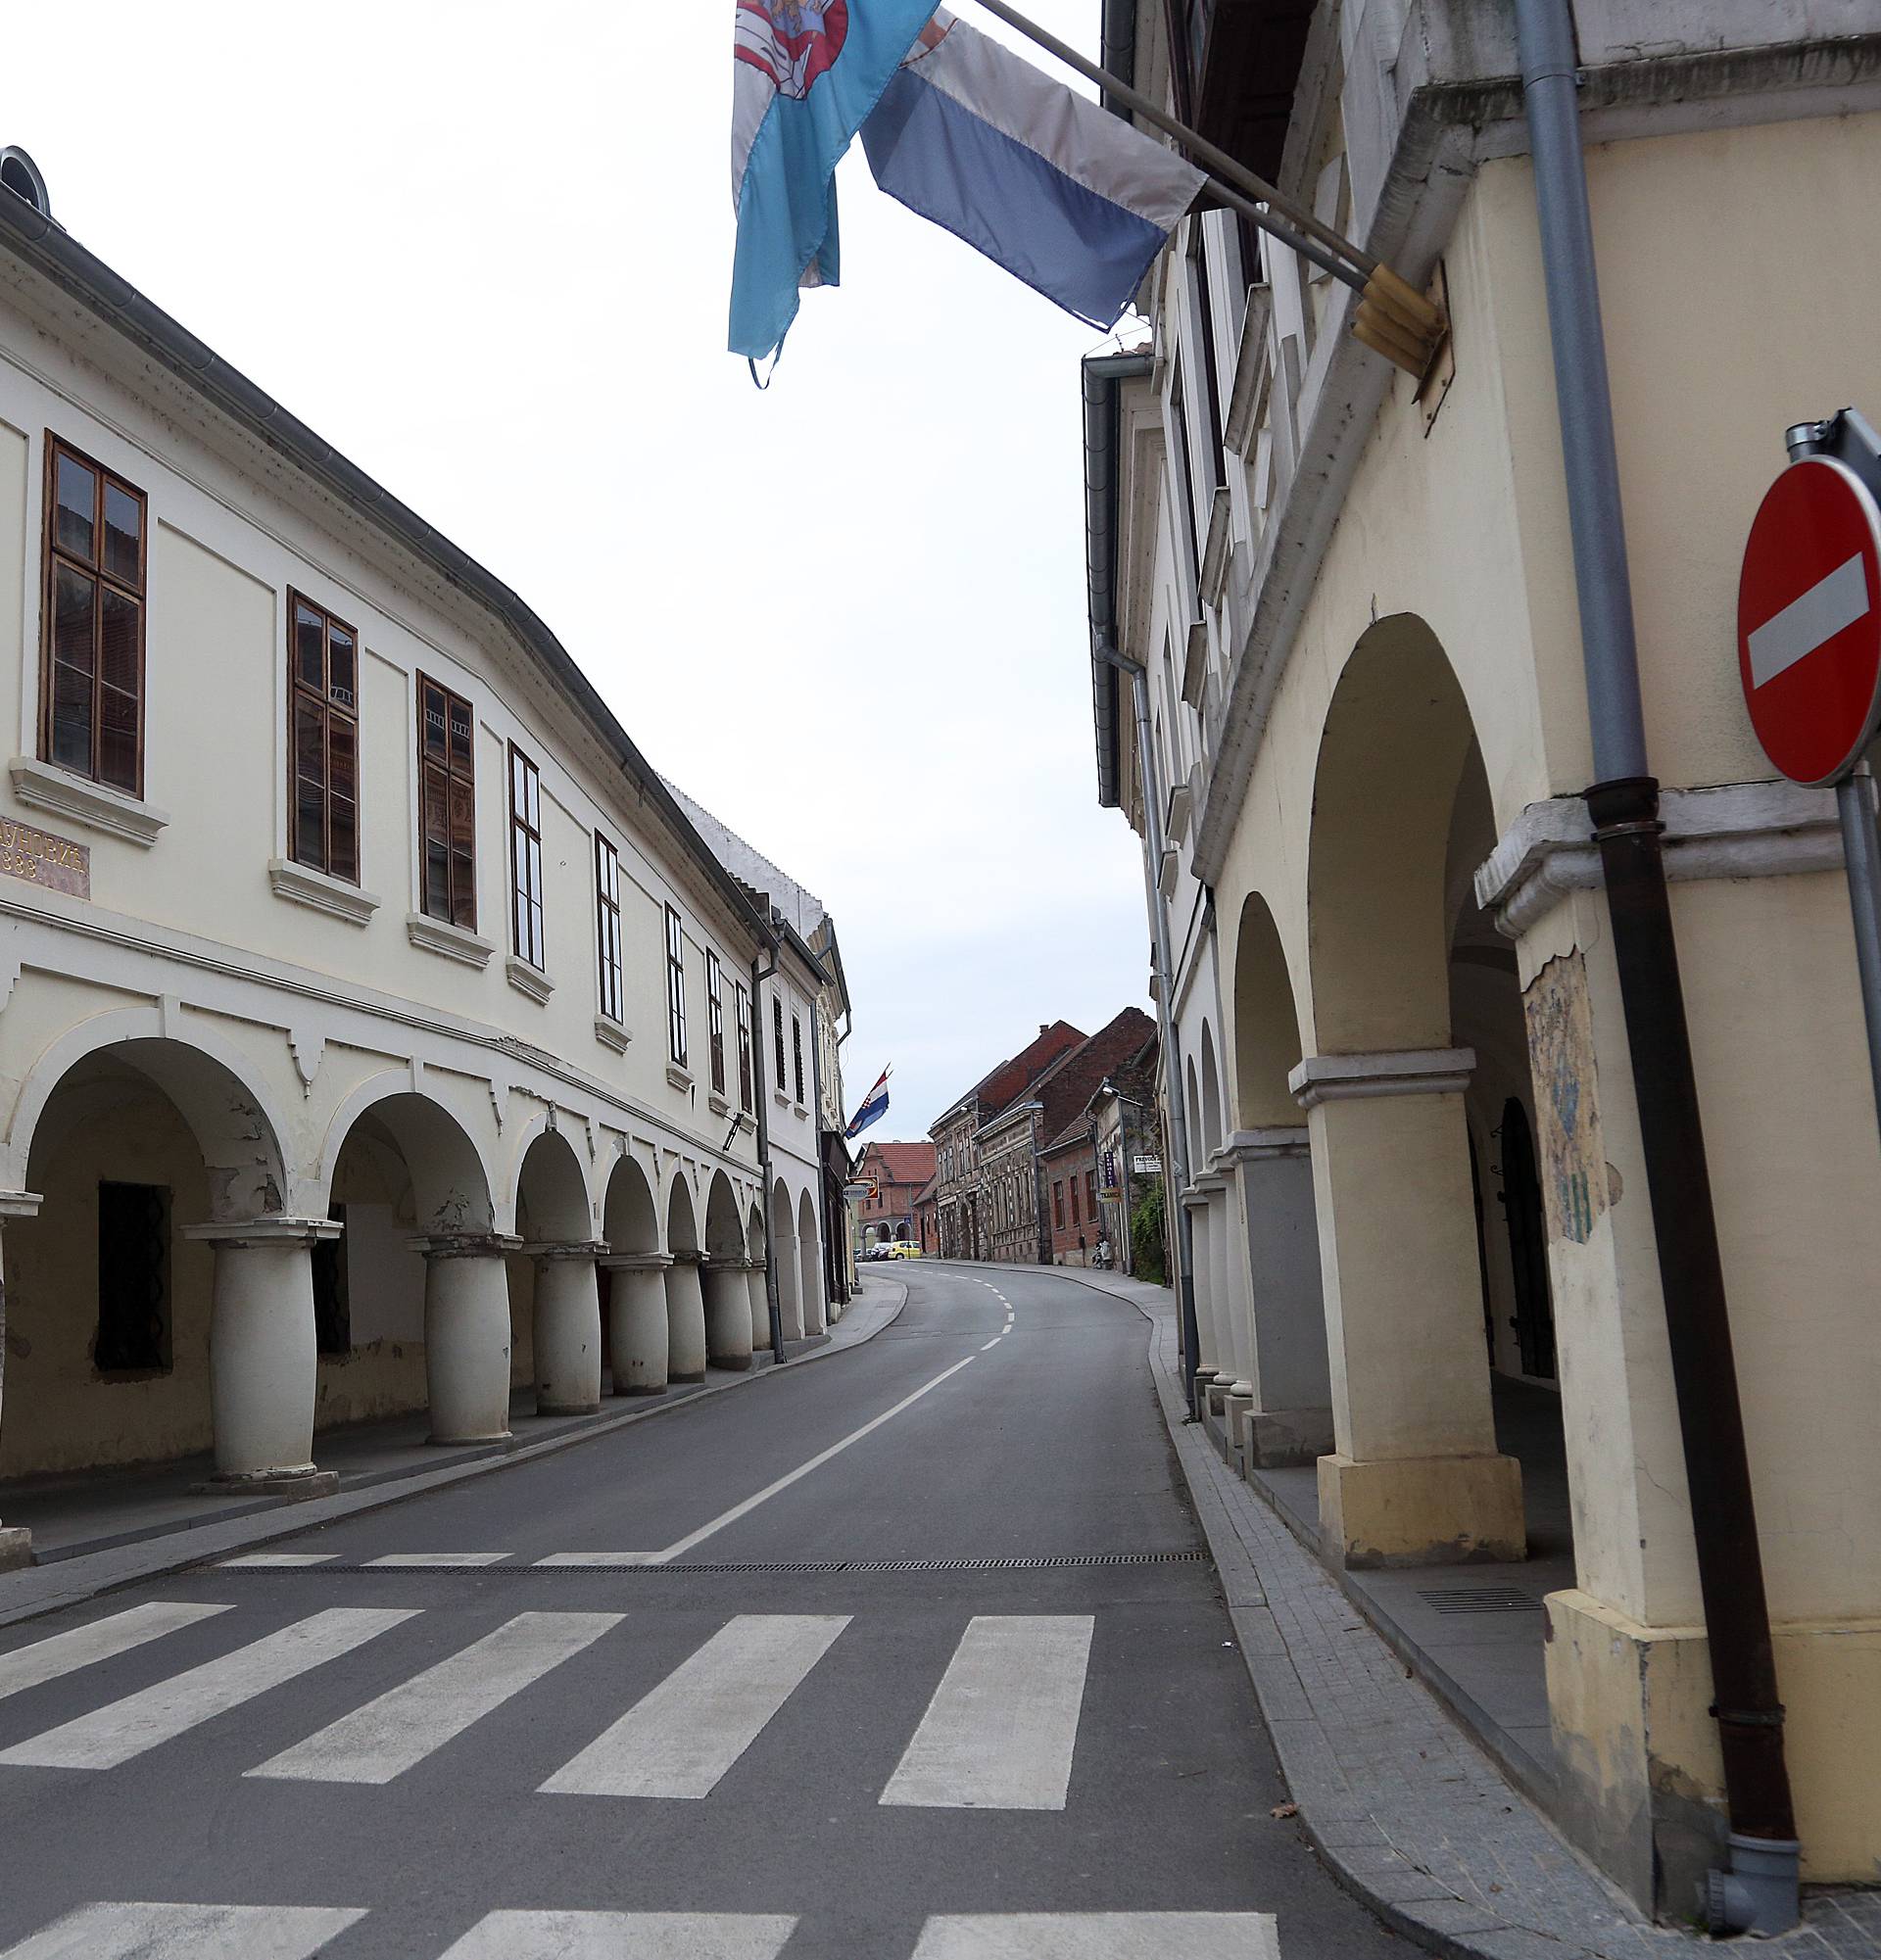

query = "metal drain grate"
[221,1550,1209,1577]
[1417,1585,1543,1615]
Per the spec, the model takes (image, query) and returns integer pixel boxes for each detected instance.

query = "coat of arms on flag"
[734,1,849,102]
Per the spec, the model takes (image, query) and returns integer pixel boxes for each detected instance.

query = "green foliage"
[1130,1176,1168,1286]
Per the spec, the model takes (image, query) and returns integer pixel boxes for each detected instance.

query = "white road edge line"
[643,1356,977,1565]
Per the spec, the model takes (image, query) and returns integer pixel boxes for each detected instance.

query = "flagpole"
[959,0,1443,371]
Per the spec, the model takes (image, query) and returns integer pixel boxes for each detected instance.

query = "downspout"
[749,946,787,1366]
[806,978,841,1314]
[1515,0,1797,1930]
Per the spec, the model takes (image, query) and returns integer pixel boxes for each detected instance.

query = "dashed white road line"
[981,1337,1003,1351]
[217,1554,337,1569]
[362,1554,510,1568]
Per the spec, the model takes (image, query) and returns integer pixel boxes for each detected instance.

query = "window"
[707,952,726,1095]
[792,1013,805,1106]
[507,744,545,968]
[43,438,146,795]
[595,836,624,1024]
[664,904,688,1066]
[417,676,477,929]
[288,594,360,883]
[1053,1181,1065,1230]
[1070,1176,1081,1226]
[736,982,753,1111]
[773,996,787,1091]
[1086,1169,1098,1221]
[313,1208,350,1357]
[95,1180,169,1373]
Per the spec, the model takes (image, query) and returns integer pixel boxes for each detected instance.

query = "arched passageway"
[513,1124,601,1416]
[664,1174,707,1383]
[745,1203,772,1353]
[1301,616,1526,1567]
[1181,1055,1219,1385]
[771,1178,802,1341]
[702,1171,752,1371]
[797,1187,824,1335]
[603,1153,668,1396]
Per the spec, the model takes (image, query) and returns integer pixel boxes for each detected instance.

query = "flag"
[845,1066,892,1138]
[861,10,1206,330]
[731,0,940,362]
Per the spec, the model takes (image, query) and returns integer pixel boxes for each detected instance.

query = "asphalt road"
[0,1261,1401,1959]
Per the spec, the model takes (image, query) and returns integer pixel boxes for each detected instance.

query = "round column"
[778,1234,805,1341]
[603,1252,672,1395]
[183,1218,338,1492]
[746,1256,771,1350]
[417,1234,519,1444]
[703,1257,753,1371]
[531,1241,605,1415]
[665,1250,708,1383]
[1182,1190,1221,1391]
[1203,1175,1254,1401]
[0,1196,43,1568]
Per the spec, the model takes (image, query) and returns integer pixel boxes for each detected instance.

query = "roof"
[933,1021,1087,1133]
[1028,1008,1158,1152]
[0,177,771,951]
[912,1174,939,1207]
[861,1140,938,1187]
[664,783,828,943]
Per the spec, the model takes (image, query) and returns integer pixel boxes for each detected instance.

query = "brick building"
[851,1139,937,1248]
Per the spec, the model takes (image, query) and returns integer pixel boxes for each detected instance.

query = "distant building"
[851,1139,937,1248]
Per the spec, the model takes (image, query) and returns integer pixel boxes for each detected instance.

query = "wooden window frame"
[1086,1169,1098,1222]
[41,434,148,796]
[773,995,787,1092]
[707,952,727,1095]
[508,741,546,970]
[792,1013,805,1107]
[287,591,361,884]
[416,675,478,931]
[736,982,753,1112]
[1053,1181,1065,1231]
[664,903,688,1067]
[595,834,624,1025]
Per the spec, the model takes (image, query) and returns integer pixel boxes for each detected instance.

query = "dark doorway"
[1498,1099,1557,1379]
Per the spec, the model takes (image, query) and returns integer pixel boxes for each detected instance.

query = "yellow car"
[890,1242,923,1259]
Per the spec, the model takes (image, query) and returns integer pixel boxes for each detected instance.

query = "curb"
[0,1273,910,1635]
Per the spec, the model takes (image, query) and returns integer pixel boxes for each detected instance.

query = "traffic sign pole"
[1834,768,1881,1138]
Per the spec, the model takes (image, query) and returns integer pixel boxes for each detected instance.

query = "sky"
[3,0,1152,1141]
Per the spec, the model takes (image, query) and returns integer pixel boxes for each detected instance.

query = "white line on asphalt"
[0,1603,231,1704]
[881,1615,1094,1811]
[909,1913,1282,1959]
[641,1356,977,1564]
[1748,551,1870,688]
[435,1911,798,1959]
[981,1337,1003,1351]
[540,1614,849,1799]
[248,1610,621,1785]
[217,1554,338,1568]
[532,1552,655,1568]
[0,1608,416,1771]
[0,1902,368,1960]
[362,1554,510,1567]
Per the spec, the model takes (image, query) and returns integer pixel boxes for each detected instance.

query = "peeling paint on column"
[1523,950,1606,1245]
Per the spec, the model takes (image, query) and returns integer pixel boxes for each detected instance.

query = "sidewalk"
[942,1260,1881,1959]
[0,1273,907,1635]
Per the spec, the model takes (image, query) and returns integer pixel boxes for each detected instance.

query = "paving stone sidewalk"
[943,1261,1881,1960]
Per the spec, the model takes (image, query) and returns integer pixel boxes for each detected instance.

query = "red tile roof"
[859,1140,938,1187]
[935,1021,1087,1131]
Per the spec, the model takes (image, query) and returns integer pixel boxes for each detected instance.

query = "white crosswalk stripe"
[0,1607,415,1771]
[0,1901,365,1959]
[541,1613,849,1798]
[217,1554,338,1568]
[882,1615,1094,1810]
[362,1553,511,1567]
[909,1914,1281,1958]
[249,1610,620,1785]
[0,1603,231,1704]
[436,1910,798,1958]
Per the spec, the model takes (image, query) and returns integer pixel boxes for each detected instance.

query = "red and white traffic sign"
[1738,455,1881,786]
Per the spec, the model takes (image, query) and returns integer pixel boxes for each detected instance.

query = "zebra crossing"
[0,1598,1098,1807]
[0,1902,1283,1958]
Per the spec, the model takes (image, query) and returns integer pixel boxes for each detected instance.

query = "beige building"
[1082,0,1881,1920]
[0,150,816,1561]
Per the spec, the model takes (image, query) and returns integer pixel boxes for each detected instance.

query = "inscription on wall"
[0,819,89,899]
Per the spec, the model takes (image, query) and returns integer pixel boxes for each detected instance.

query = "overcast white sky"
[6,0,1151,1141]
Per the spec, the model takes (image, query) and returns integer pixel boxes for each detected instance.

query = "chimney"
[1039,1024,1048,1036]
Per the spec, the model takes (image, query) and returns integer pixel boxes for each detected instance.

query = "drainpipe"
[1097,641,1200,1404]
[1515,0,1797,1930]
[748,947,787,1366]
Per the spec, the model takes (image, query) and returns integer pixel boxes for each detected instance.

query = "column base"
[670,1370,705,1386]
[0,1526,32,1571]
[1318,1451,1524,1567]
[1245,1405,1336,1469]
[713,1355,753,1372]
[188,1467,339,1500]
[1223,1391,1253,1455]
[427,1428,512,1447]
[1546,1589,1881,1911]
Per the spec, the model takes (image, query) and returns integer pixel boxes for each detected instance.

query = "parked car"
[892,1242,923,1259]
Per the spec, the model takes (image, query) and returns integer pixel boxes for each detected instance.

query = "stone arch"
[666,1171,699,1255]
[1199,1021,1225,1160]
[747,1200,766,1265]
[8,1007,291,1221]
[316,1072,497,1232]
[1183,1054,1204,1174]
[512,1123,592,1246]
[604,1152,660,1256]
[797,1185,823,1335]
[1232,891,1304,1128]
[771,1175,802,1339]
[704,1171,745,1262]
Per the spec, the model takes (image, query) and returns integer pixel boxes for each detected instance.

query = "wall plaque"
[0,818,89,898]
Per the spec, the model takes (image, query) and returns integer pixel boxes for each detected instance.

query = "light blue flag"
[730,2,942,362]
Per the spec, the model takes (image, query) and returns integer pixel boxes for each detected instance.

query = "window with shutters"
[664,903,688,1066]
[706,952,726,1095]
[736,983,753,1112]
[417,677,477,930]
[288,594,360,883]
[95,1180,169,1374]
[508,743,545,969]
[773,996,787,1091]
[792,1013,805,1106]
[42,437,146,795]
[595,836,624,1025]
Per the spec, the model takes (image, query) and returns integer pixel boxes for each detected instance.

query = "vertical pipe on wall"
[748,948,786,1366]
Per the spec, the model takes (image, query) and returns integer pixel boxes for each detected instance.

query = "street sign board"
[1738,455,1881,786]
[844,1181,874,1201]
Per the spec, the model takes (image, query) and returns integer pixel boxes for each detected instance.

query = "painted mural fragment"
[1523,950,1605,1245]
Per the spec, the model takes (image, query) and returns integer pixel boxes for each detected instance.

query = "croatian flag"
[861,10,1206,329]
[845,1066,892,1139]
[731,0,940,361]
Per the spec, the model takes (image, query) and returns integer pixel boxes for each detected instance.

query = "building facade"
[0,156,820,1563]
[1081,0,1881,1911]
[851,1139,936,1248]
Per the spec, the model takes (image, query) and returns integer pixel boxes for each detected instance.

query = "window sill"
[708,1091,732,1118]
[594,1016,632,1055]
[268,858,379,927]
[737,1111,756,1134]
[10,756,169,847]
[794,1104,809,1121]
[406,912,494,969]
[666,1063,695,1093]
[773,1090,793,1111]
[506,955,554,1004]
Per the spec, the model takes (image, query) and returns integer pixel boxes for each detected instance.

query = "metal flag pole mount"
[961,0,1445,376]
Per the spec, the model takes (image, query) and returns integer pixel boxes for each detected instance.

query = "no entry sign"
[1738,455,1881,786]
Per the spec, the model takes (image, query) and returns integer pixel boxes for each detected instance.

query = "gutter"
[1083,352,1153,809]
[0,187,772,956]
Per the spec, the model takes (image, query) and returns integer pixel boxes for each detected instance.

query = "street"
[0,1264,1399,1959]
